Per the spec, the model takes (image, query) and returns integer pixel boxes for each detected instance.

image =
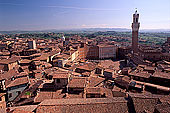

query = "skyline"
[0,0,170,31]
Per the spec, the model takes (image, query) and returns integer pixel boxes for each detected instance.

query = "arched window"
[136,18,138,23]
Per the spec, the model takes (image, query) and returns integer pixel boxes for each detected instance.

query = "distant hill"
[140,29,170,33]
[0,28,170,34]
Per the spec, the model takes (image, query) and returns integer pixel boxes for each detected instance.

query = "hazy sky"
[0,0,170,31]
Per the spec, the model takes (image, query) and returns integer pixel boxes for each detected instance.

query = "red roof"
[7,77,29,88]
[68,77,87,88]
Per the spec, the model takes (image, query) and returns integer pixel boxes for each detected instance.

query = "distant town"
[0,10,170,113]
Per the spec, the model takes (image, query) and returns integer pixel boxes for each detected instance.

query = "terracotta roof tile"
[19,59,32,64]
[159,95,170,104]
[129,71,151,78]
[99,60,120,70]
[88,77,105,87]
[49,71,69,79]
[37,98,128,113]
[10,108,33,113]
[0,65,4,70]
[34,90,63,103]
[86,87,103,94]
[152,72,170,79]
[0,69,19,80]
[68,77,87,88]
[7,77,29,88]
[155,102,170,113]
[40,98,127,105]
[0,57,20,64]
[66,93,84,99]
[9,105,38,112]
[76,62,96,71]
[128,92,160,113]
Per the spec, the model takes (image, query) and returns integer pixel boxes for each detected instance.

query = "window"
[57,79,60,83]
[9,93,12,98]
[90,94,95,98]
[136,18,138,22]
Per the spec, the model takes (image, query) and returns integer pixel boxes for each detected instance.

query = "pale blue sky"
[0,0,170,30]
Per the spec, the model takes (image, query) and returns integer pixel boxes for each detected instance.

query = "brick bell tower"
[132,9,140,53]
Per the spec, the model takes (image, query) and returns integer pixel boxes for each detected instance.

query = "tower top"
[135,8,138,14]
[61,34,65,41]
[132,8,140,29]
[135,8,138,15]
